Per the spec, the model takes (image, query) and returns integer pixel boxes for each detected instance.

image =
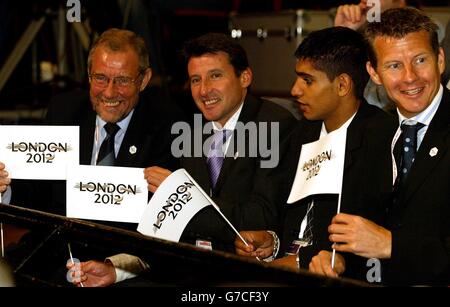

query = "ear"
[239,68,253,88]
[335,73,352,97]
[139,68,153,92]
[366,61,382,85]
[438,47,445,75]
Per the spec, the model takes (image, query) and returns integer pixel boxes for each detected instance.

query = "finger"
[354,6,362,22]
[328,223,352,236]
[348,6,358,22]
[333,255,346,276]
[360,0,371,12]
[148,184,158,193]
[254,247,272,259]
[331,213,353,224]
[329,233,351,244]
[332,242,353,253]
[309,255,326,276]
[323,258,338,278]
[342,5,352,21]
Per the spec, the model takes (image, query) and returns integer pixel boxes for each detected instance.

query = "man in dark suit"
[10,28,178,218]
[235,27,391,281]
[328,8,449,285]
[68,33,295,287]
[146,33,295,251]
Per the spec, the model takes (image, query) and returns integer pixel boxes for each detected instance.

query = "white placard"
[66,165,148,223]
[0,125,79,180]
[138,169,212,242]
[287,128,347,204]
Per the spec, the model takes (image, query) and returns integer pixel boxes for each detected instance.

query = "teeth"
[102,100,120,107]
[204,98,219,105]
[402,88,422,95]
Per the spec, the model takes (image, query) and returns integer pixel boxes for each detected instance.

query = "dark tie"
[396,122,425,186]
[206,130,231,188]
[97,123,120,166]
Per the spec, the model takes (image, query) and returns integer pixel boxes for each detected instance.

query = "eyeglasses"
[89,72,143,88]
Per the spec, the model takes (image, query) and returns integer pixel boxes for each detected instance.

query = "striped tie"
[97,123,120,166]
[206,130,231,188]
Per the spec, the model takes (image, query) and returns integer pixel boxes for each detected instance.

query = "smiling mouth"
[100,99,121,107]
[401,87,424,96]
[203,98,220,106]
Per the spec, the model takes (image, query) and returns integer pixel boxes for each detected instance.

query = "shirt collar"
[211,100,244,132]
[320,111,357,137]
[96,109,135,132]
[397,84,443,126]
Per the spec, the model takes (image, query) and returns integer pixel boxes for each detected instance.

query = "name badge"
[196,239,212,251]
[285,239,310,256]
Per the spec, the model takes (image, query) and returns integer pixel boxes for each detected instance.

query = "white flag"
[66,165,148,223]
[137,169,212,242]
[287,128,347,204]
[0,125,79,180]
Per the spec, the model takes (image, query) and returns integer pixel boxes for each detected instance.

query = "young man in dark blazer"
[235,26,391,282]
[328,8,449,286]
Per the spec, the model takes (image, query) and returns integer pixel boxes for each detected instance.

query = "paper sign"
[138,169,212,242]
[66,165,147,223]
[287,128,347,204]
[0,125,79,180]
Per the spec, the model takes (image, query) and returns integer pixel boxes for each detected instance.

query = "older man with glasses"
[10,28,179,222]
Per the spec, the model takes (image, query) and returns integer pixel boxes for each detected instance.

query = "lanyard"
[298,199,314,240]
[390,127,402,186]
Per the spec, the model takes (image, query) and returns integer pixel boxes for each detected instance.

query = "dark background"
[0,0,449,121]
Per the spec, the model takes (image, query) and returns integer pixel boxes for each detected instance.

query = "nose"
[102,78,117,97]
[403,64,419,83]
[199,79,211,96]
[290,78,303,99]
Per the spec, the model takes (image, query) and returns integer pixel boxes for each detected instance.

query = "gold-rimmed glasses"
[89,72,143,88]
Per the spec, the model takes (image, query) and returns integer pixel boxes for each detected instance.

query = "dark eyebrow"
[295,71,314,79]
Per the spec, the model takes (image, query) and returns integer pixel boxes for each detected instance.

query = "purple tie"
[206,130,231,188]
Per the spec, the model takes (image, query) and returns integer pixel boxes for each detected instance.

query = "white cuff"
[1,186,11,204]
[106,253,150,283]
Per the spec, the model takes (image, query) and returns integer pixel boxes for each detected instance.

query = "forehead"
[373,31,434,61]
[91,46,139,70]
[296,59,329,79]
[187,52,232,74]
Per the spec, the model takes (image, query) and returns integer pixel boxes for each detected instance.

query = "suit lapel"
[344,102,370,172]
[79,109,96,165]
[213,95,260,193]
[400,95,450,204]
[116,99,151,166]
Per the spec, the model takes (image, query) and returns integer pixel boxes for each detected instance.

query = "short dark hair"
[363,7,439,68]
[182,33,249,76]
[294,26,369,100]
[88,28,150,73]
